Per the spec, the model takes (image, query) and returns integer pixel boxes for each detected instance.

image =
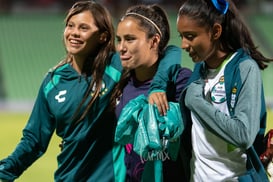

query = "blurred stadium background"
[0,0,272,181]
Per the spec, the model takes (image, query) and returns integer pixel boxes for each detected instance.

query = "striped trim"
[112,144,126,182]
[44,75,61,99]
[44,64,69,98]
[105,65,121,83]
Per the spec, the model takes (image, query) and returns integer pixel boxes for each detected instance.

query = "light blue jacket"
[179,48,267,181]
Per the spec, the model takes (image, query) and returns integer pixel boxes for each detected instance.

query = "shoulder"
[105,52,123,82]
[225,51,262,93]
[173,67,192,97]
[176,67,192,81]
[239,58,260,72]
[238,58,261,83]
[227,50,261,75]
[229,49,260,69]
[40,63,72,93]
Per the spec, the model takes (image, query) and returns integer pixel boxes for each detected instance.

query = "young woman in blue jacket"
[177,0,273,181]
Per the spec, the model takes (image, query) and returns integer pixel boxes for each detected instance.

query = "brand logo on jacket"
[55,90,67,103]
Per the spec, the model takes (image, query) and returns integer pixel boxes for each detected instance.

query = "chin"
[122,62,131,68]
[192,57,202,63]
[194,59,203,63]
[121,64,130,69]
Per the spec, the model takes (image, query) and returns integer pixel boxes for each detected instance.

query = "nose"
[71,27,80,37]
[181,38,190,52]
[117,40,126,53]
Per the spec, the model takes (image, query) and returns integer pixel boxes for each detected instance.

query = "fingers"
[148,92,169,116]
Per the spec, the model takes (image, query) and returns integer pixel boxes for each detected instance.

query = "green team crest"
[211,76,226,103]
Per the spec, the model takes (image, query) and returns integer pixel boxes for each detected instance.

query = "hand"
[148,92,169,116]
[260,145,273,167]
[260,129,273,167]
[185,79,205,110]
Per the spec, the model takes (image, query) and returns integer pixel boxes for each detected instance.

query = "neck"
[71,55,94,75]
[134,52,159,81]
[134,62,158,82]
[205,51,229,69]
[71,56,84,74]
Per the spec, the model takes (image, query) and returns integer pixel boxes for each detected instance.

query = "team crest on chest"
[210,76,226,103]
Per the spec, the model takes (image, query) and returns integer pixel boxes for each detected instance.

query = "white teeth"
[70,39,80,44]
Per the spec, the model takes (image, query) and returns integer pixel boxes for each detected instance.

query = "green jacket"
[0,46,182,181]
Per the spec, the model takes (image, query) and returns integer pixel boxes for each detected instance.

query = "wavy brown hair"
[53,1,115,123]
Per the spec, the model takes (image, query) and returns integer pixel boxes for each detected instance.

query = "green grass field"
[0,109,273,181]
[0,112,60,182]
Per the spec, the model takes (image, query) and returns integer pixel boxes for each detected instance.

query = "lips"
[120,55,131,61]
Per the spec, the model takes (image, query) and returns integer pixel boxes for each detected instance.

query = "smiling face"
[176,15,215,63]
[116,17,159,72]
[64,10,101,61]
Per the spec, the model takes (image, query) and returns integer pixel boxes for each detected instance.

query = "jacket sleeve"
[148,45,182,94]
[184,60,261,149]
[0,76,56,181]
[173,68,192,102]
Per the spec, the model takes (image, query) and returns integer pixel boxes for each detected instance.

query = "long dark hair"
[54,1,115,123]
[109,4,170,110]
[178,0,273,69]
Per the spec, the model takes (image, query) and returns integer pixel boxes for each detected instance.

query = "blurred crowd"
[1,0,166,14]
[0,0,256,15]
